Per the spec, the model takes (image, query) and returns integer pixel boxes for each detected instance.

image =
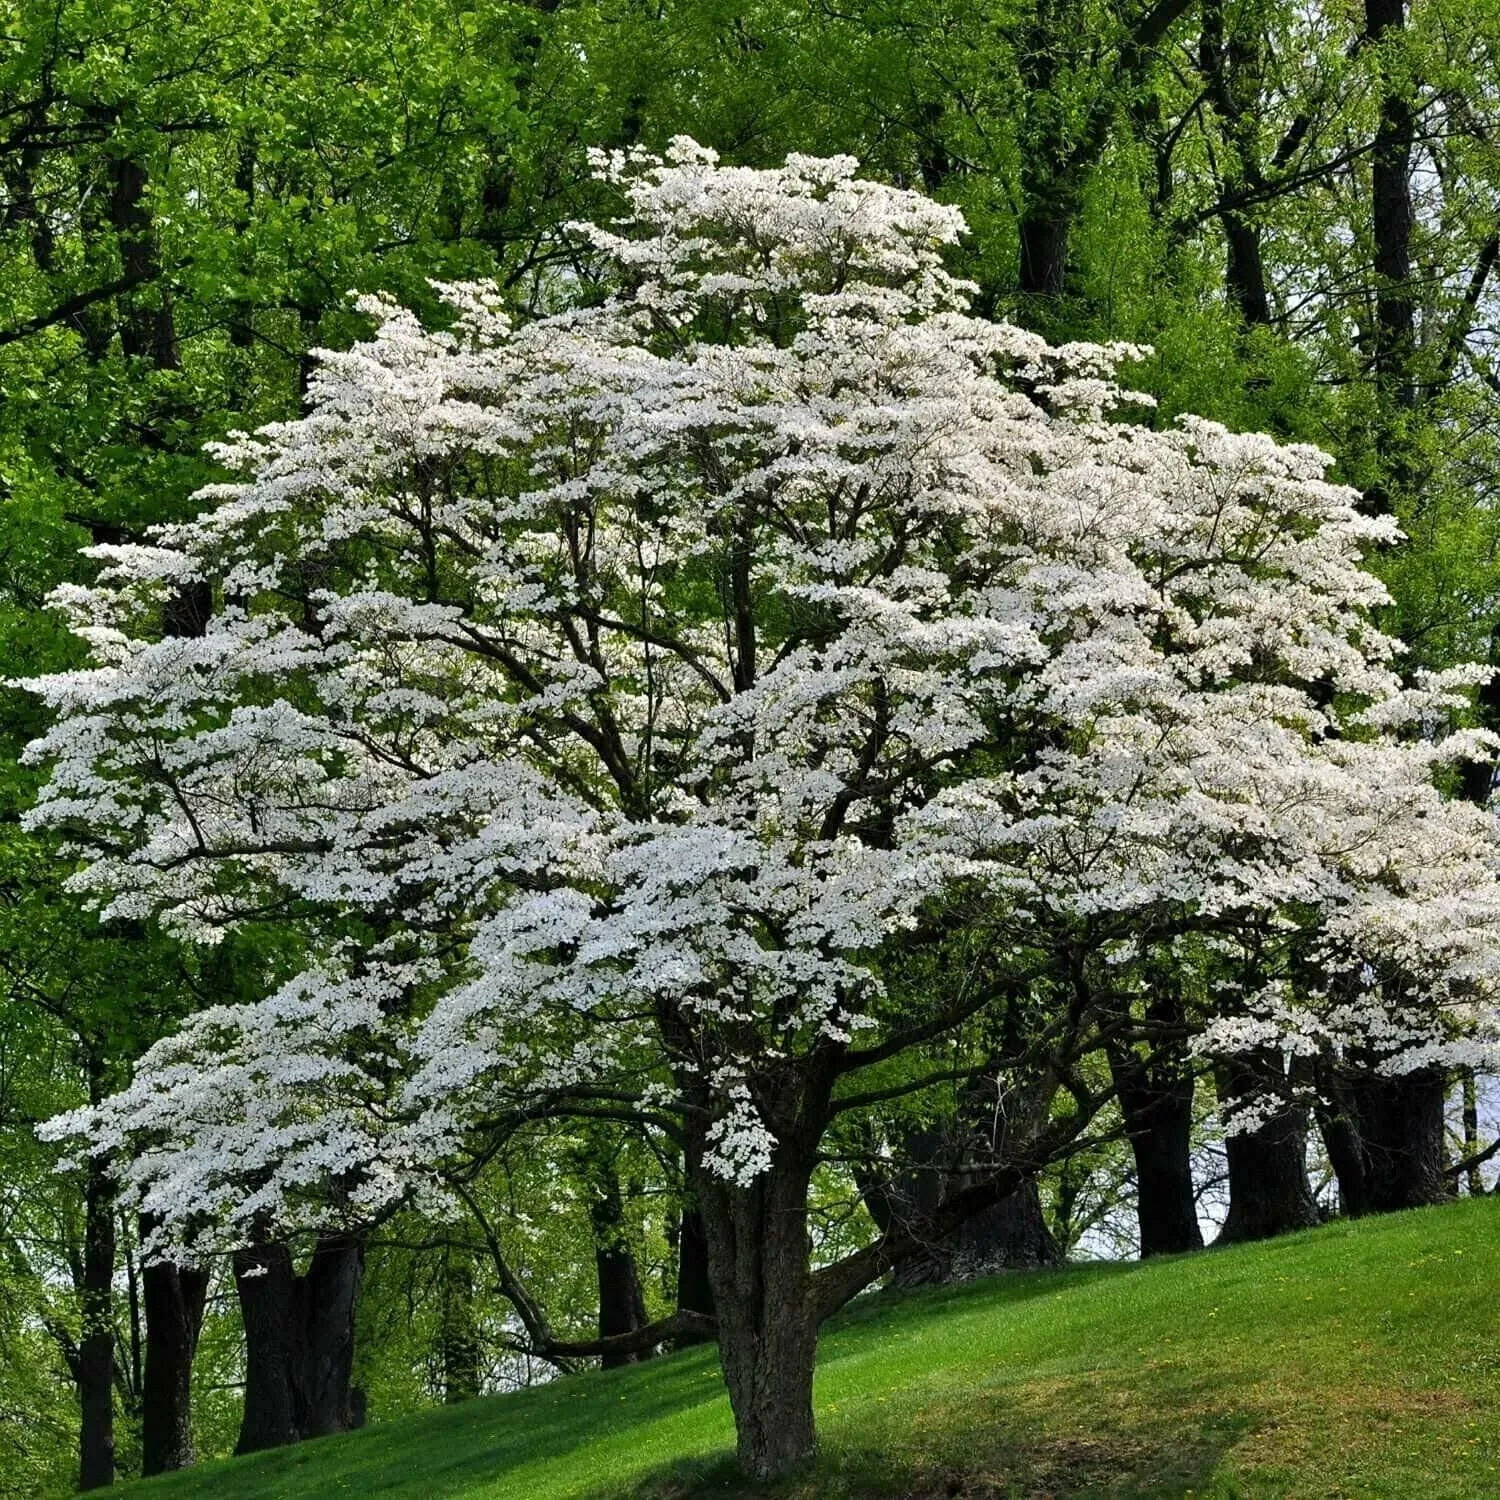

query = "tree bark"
[78,1155,116,1491]
[234,1244,298,1453]
[1356,1071,1450,1211]
[1115,1066,1203,1256]
[948,1180,1060,1276]
[863,1127,1061,1286]
[1319,1064,1452,1215]
[589,1167,650,1369]
[1199,0,1273,328]
[697,1150,819,1482]
[1215,1057,1319,1243]
[233,1235,365,1455]
[674,1202,715,1333]
[1108,987,1204,1257]
[139,1240,210,1476]
[300,1235,364,1436]
[1461,1069,1484,1196]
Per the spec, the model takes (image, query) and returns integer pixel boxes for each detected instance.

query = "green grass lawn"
[122,1196,1500,1499]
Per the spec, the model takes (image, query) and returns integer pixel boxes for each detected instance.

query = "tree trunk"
[1200,0,1273,329]
[139,1243,210,1476]
[1365,0,1416,413]
[589,1168,650,1369]
[1461,1069,1484,1196]
[697,1151,818,1482]
[1108,989,1204,1258]
[674,1203,715,1332]
[949,1180,1060,1276]
[671,1137,716,1348]
[438,1250,481,1404]
[862,1116,1062,1287]
[234,1235,364,1455]
[1016,0,1081,305]
[234,1244,298,1453]
[1316,1087,1371,1218]
[1317,1061,1453,1216]
[1356,1071,1449,1212]
[1019,215,1071,299]
[300,1235,364,1436]
[1215,1057,1318,1243]
[78,1156,116,1491]
[1118,1071,1203,1256]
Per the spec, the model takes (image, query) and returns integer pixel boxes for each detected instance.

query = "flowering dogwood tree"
[24,142,1500,1478]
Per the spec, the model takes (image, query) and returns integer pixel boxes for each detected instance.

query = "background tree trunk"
[589,1168,650,1369]
[438,1250,481,1404]
[78,1155,116,1491]
[1321,1064,1452,1215]
[1118,1070,1203,1257]
[139,1236,210,1476]
[234,1235,364,1454]
[1215,1057,1319,1243]
[233,1244,298,1454]
[1108,984,1204,1258]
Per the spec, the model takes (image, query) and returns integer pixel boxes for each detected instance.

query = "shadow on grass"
[599,1386,1260,1500]
[130,1343,729,1500]
[597,1344,1266,1500]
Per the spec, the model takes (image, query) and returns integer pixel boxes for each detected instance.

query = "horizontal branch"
[0,261,186,349]
[530,1309,716,1359]
[1445,1137,1500,1180]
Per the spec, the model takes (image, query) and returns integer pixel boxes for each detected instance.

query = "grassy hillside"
[123,1197,1500,1499]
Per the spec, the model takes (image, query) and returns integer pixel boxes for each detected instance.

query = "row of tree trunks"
[233,1237,365,1454]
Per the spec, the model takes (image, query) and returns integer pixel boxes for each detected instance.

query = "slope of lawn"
[123,1196,1500,1499]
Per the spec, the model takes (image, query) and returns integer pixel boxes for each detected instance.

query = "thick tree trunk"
[234,1235,364,1455]
[1320,1064,1452,1216]
[1215,1057,1318,1243]
[1355,1071,1450,1212]
[140,1249,210,1475]
[589,1168,650,1369]
[301,1235,364,1436]
[1019,215,1071,299]
[698,1152,819,1482]
[862,1112,1062,1287]
[948,1180,1060,1276]
[78,1157,116,1491]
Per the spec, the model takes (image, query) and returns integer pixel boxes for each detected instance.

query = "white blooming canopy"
[23,140,1500,1265]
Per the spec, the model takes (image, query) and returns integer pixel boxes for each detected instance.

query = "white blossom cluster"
[24,139,1500,1247]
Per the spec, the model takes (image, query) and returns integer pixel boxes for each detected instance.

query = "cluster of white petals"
[24,139,1500,1247]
